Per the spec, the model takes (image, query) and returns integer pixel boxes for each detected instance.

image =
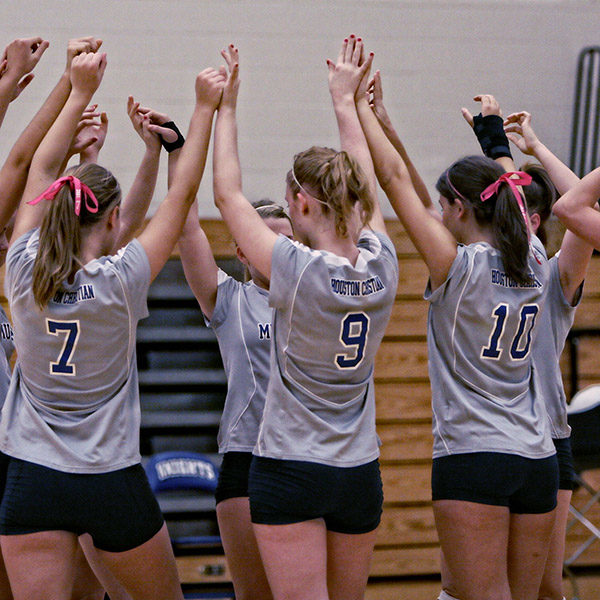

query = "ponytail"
[287,146,373,238]
[492,185,531,285]
[32,162,121,309]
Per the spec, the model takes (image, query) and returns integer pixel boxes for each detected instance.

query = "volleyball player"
[0,36,108,600]
[358,68,558,597]
[0,50,225,600]
[433,101,592,600]
[369,71,592,599]
[211,40,398,600]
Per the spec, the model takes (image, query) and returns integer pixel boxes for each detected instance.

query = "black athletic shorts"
[249,455,383,534]
[215,451,252,505]
[431,451,559,514]
[0,457,164,552]
[553,437,576,491]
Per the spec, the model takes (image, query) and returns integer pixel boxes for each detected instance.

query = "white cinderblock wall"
[0,0,599,217]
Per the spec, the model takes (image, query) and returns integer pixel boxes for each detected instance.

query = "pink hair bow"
[28,175,99,217]
[480,171,542,264]
[480,171,533,238]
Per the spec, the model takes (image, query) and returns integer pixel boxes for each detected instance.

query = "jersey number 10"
[481,303,539,361]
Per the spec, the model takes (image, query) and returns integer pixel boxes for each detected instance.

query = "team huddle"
[0,31,596,600]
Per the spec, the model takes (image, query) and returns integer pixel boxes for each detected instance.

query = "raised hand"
[503,111,541,156]
[65,37,103,74]
[1,37,49,100]
[219,44,240,110]
[75,105,108,162]
[327,35,373,103]
[127,96,162,151]
[129,101,178,144]
[461,94,502,128]
[195,67,226,109]
[70,51,107,101]
[367,69,392,128]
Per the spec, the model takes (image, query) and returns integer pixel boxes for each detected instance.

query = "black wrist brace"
[159,121,185,153]
[472,113,512,160]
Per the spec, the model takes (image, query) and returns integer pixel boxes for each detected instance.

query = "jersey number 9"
[336,312,370,370]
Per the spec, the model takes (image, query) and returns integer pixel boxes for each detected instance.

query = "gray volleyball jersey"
[534,254,580,439]
[207,270,272,453]
[426,237,555,459]
[0,305,14,409]
[0,228,150,473]
[255,230,398,467]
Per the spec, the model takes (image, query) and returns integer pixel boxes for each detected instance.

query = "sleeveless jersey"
[0,305,14,409]
[0,228,150,473]
[207,269,272,453]
[534,254,580,439]
[255,230,398,467]
[426,237,555,459]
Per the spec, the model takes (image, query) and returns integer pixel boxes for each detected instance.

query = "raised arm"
[137,67,224,282]
[553,168,600,246]
[112,97,163,250]
[0,37,49,129]
[178,197,219,319]
[0,38,100,233]
[503,110,592,304]
[213,45,278,280]
[11,50,107,245]
[356,83,456,289]
[327,36,385,233]
[162,120,219,318]
[367,69,437,220]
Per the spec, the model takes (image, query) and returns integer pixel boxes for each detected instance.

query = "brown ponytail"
[286,146,373,238]
[32,162,121,309]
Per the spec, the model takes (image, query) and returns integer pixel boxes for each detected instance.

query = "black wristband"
[472,113,512,160]
[159,121,185,153]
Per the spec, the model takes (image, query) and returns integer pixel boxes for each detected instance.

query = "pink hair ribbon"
[28,175,99,217]
[480,171,541,264]
[480,171,533,236]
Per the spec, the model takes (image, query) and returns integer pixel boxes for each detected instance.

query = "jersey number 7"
[46,319,80,376]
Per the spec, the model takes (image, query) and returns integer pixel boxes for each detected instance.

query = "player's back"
[255,229,398,466]
[0,229,150,472]
[426,237,555,459]
[6,230,149,409]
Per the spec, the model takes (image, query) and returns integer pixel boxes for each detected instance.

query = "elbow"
[213,183,226,209]
[551,196,571,224]
[7,149,30,173]
[212,176,234,209]
[374,160,403,192]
